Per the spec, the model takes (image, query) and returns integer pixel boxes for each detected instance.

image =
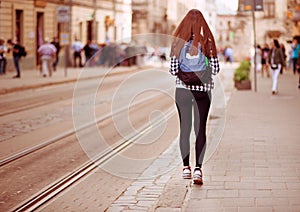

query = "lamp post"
[252,8,257,92]
[243,0,264,92]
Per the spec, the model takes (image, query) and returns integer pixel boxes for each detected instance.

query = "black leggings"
[175,88,211,168]
[293,58,298,74]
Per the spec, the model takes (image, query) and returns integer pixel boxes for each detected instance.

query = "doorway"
[87,20,93,42]
[36,12,44,65]
[15,10,23,44]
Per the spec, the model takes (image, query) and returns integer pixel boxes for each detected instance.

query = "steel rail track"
[0,91,171,167]
[11,108,175,212]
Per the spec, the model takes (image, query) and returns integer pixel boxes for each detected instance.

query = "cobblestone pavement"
[0,107,68,142]
[0,65,151,143]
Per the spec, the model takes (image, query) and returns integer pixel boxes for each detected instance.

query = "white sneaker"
[182,166,192,179]
[193,168,203,185]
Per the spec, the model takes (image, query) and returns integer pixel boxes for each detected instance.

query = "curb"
[0,66,152,95]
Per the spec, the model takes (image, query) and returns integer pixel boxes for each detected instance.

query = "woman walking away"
[169,9,220,185]
[268,39,284,95]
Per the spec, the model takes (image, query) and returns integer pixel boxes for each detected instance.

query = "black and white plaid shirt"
[169,56,220,91]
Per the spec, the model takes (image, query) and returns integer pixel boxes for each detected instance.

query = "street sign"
[243,0,264,11]
[60,33,69,46]
[57,6,70,23]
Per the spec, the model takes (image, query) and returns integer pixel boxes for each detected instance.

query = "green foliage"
[234,60,251,82]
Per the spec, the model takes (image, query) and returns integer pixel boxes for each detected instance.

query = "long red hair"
[170,9,217,58]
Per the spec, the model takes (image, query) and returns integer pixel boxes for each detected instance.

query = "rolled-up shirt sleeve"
[209,57,220,75]
[169,56,179,76]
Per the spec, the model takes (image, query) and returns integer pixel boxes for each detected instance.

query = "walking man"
[38,38,57,77]
[72,38,84,67]
[7,39,24,78]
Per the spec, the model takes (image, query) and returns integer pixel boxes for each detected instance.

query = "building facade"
[132,0,217,36]
[0,0,132,70]
[216,0,298,61]
[1,0,221,70]
[287,0,300,36]
[131,0,168,35]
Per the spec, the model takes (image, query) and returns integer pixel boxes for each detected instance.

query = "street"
[0,64,177,210]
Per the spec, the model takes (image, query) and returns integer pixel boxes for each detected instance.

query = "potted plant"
[233,60,251,90]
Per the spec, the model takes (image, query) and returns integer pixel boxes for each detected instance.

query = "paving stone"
[224,182,255,190]
[255,197,289,207]
[255,182,287,190]
[286,182,300,190]
[189,189,207,199]
[239,189,272,198]
[136,200,156,207]
[186,198,222,208]
[155,208,181,212]
[220,198,255,207]
[211,176,240,182]
[238,207,273,212]
[127,205,148,211]
[106,206,125,212]
[206,189,239,198]
[289,197,300,206]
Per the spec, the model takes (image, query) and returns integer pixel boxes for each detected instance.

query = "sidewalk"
[154,70,300,211]
[0,65,142,95]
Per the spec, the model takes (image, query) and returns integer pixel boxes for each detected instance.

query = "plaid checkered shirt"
[169,56,220,92]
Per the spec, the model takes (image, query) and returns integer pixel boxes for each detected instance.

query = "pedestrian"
[297,50,300,89]
[280,43,287,74]
[287,48,293,71]
[72,38,84,67]
[169,9,220,185]
[7,39,25,78]
[0,38,9,75]
[255,45,262,72]
[291,37,300,75]
[51,36,61,71]
[83,40,93,66]
[224,46,233,63]
[261,43,270,78]
[267,39,284,95]
[38,38,57,77]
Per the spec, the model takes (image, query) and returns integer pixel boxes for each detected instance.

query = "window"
[264,0,275,18]
[15,10,23,44]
